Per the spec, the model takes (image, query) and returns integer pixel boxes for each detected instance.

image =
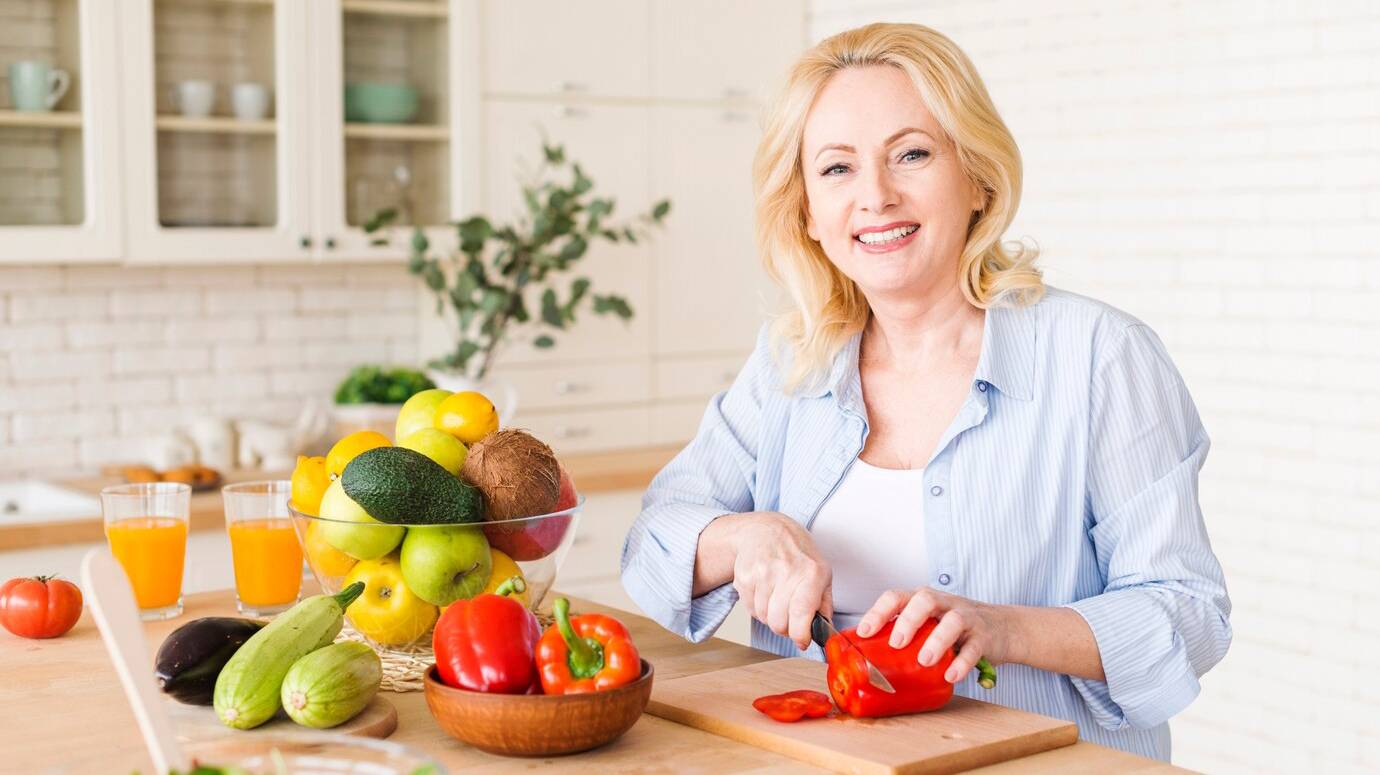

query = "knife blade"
[810,612,896,694]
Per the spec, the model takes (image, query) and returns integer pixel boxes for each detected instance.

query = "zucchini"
[154,617,264,705]
[212,582,364,730]
[281,641,382,728]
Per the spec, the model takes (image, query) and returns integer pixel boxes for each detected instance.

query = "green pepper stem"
[553,597,604,679]
[975,657,997,689]
[334,581,366,609]
[493,575,526,598]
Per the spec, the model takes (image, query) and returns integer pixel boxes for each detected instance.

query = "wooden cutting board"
[168,695,397,741]
[646,658,1078,775]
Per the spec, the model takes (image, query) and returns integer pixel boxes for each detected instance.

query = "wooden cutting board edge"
[646,681,1080,775]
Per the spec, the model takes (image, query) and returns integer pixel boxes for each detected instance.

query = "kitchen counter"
[2,586,1190,774]
[0,446,680,552]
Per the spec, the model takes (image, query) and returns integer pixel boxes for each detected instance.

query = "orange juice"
[228,518,303,608]
[106,517,188,609]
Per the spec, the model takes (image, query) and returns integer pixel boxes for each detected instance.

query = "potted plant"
[331,365,437,439]
[367,142,670,422]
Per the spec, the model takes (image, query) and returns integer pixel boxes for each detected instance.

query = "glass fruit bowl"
[287,496,583,653]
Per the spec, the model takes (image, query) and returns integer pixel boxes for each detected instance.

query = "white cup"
[171,80,215,118]
[231,82,270,120]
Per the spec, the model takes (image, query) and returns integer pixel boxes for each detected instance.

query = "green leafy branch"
[367,142,670,379]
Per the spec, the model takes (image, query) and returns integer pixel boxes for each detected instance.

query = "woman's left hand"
[857,587,1017,684]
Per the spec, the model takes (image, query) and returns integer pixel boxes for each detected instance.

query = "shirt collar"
[799,303,1035,404]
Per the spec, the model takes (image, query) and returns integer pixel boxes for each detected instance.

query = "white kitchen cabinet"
[481,100,654,364]
[504,360,652,413]
[0,0,123,262]
[518,405,652,456]
[651,0,807,103]
[481,0,651,99]
[652,105,776,356]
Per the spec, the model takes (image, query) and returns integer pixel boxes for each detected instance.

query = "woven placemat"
[343,612,558,693]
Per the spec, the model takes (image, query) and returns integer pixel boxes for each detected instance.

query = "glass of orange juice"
[222,480,302,617]
[101,482,191,621]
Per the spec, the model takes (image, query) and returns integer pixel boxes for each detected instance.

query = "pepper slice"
[536,597,641,694]
[752,689,834,722]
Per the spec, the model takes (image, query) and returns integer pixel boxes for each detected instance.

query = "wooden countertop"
[1,586,1191,774]
[0,446,680,552]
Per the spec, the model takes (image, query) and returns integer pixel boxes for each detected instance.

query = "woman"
[620,22,1230,759]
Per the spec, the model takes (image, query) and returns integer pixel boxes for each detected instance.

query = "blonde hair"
[754,22,1043,393]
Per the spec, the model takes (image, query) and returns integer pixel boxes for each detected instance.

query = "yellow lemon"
[343,555,438,646]
[326,430,391,479]
[394,388,453,441]
[304,519,358,578]
[290,455,331,516]
[433,391,499,444]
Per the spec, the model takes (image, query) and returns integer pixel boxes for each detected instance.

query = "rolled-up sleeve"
[620,331,769,642]
[1065,323,1232,731]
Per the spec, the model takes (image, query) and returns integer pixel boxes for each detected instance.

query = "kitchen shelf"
[0,110,82,130]
[155,115,276,135]
[344,122,449,141]
[342,0,448,19]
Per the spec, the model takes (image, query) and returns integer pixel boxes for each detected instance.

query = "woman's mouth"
[854,223,919,253]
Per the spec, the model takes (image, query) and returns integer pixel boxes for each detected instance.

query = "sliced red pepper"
[825,618,997,718]
[752,689,833,722]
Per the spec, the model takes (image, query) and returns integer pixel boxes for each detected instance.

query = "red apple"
[484,467,578,561]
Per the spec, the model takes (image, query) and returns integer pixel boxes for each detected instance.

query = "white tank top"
[810,458,929,630]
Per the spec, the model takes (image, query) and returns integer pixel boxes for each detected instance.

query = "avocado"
[341,446,484,525]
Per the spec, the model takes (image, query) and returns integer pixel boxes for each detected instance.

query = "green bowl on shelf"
[344,82,419,124]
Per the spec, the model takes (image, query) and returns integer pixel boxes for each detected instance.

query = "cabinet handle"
[299,235,312,249]
[556,425,592,439]
[325,237,337,250]
[554,380,589,395]
[553,104,587,120]
[722,87,749,99]
[558,81,587,93]
[721,110,752,123]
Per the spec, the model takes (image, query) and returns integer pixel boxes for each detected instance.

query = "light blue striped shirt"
[621,287,1231,761]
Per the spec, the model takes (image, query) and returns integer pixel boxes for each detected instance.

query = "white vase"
[426,370,520,426]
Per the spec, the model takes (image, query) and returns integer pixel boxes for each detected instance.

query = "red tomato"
[0,575,83,639]
[752,689,834,722]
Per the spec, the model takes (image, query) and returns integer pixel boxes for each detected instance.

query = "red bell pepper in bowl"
[433,576,542,694]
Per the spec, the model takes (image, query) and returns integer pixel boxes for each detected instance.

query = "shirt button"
[930,485,944,496]
[938,573,952,585]
[977,381,988,392]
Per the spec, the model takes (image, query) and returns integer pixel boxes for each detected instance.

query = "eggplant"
[154,617,265,705]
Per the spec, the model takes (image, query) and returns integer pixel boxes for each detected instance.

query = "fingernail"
[919,650,933,666]
[945,668,957,682]
[889,634,902,648]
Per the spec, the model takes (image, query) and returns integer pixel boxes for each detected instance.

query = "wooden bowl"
[423,660,654,756]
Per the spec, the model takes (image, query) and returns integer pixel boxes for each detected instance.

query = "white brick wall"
[0,264,419,477]
[809,3,1380,772]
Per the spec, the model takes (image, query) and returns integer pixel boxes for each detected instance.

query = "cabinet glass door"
[315,0,467,259]
[0,0,120,261]
[121,0,311,262]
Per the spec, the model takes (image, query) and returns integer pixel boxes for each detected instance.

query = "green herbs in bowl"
[334,366,437,406]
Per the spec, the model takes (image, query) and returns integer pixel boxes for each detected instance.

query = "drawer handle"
[558,81,587,93]
[721,110,751,123]
[554,380,590,395]
[556,426,592,439]
[554,104,588,119]
[722,87,748,99]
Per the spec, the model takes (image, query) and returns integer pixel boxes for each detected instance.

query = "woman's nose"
[858,164,899,214]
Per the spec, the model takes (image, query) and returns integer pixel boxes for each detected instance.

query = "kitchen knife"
[811,612,896,694]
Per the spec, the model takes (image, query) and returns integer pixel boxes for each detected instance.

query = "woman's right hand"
[726,512,833,650]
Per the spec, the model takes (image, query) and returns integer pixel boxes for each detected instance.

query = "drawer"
[502,361,652,412]
[650,399,711,447]
[654,354,746,400]
[518,405,651,455]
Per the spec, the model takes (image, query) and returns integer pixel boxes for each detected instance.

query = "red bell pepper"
[432,576,542,694]
[825,618,997,718]
[536,597,641,694]
[752,689,833,722]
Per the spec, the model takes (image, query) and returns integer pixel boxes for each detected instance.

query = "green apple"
[399,525,493,607]
[394,388,453,441]
[319,479,405,561]
[397,427,468,476]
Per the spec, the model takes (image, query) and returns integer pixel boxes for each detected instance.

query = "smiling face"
[801,65,983,302]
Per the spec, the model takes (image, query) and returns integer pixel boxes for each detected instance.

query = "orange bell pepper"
[536,597,641,694]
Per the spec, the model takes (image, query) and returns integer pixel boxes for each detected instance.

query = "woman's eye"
[821,163,850,176]
[900,148,931,162]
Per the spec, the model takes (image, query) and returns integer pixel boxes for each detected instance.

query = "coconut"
[460,429,561,522]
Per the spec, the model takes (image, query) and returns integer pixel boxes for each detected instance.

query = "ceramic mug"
[231,82,270,120]
[8,60,70,112]
[171,80,215,118]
